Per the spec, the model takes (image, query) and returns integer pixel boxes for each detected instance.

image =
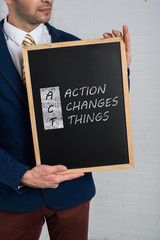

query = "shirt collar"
[3,17,45,46]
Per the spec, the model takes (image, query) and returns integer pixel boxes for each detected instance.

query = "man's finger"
[34,165,67,175]
[123,25,129,35]
[51,165,68,173]
[112,30,122,37]
[124,33,131,52]
[56,172,85,183]
[122,25,131,51]
[103,33,113,38]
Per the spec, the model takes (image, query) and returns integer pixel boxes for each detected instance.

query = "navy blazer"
[0,19,95,213]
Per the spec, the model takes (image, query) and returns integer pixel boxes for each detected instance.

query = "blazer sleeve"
[0,147,31,192]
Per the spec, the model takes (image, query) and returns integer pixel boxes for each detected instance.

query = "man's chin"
[40,15,51,23]
[34,16,51,24]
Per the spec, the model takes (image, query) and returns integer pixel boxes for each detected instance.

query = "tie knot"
[23,34,35,46]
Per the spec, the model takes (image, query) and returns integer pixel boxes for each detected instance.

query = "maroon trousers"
[0,201,90,240]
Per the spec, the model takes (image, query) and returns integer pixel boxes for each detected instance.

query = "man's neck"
[7,15,39,33]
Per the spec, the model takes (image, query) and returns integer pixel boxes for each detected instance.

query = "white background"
[0,0,160,239]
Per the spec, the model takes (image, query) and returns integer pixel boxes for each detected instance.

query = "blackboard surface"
[23,38,134,172]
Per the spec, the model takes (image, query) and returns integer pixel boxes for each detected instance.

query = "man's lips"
[38,8,52,14]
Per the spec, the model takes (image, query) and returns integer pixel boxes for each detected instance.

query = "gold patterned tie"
[22,34,35,86]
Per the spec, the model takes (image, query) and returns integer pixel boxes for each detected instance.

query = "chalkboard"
[23,37,134,173]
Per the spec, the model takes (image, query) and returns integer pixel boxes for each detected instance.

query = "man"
[0,0,131,239]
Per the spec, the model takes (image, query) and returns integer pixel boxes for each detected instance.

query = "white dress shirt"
[3,17,52,77]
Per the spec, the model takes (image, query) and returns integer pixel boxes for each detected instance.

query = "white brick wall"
[0,0,160,239]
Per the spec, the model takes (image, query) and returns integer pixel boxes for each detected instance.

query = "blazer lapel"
[45,22,61,43]
[0,20,28,109]
[0,21,62,110]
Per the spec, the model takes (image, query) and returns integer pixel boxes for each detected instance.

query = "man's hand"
[21,165,84,189]
[103,25,131,68]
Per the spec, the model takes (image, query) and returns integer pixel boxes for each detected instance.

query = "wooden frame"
[23,37,134,173]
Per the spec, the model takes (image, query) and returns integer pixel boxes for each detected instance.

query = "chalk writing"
[64,84,106,98]
[66,97,118,111]
[68,111,109,125]
[40,84,119,129]
[64,84,119,125]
